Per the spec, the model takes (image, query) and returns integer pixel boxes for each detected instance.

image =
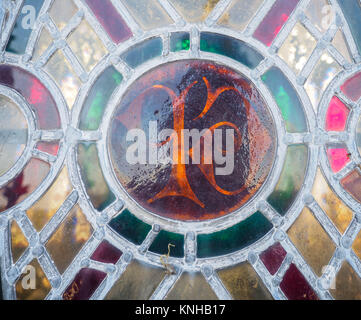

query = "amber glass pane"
[165,272,218,300]
[15,259,51,300]
[218,262,273,300]
[105,260,165,300]
[27,167,72,232]
[330,262,361,300]
[288,208,335,276]
[11,220,28,263]
[312,168,353,234]
[46,205,93,274]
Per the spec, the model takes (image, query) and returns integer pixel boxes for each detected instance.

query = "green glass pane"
[79,66,122,130]
[6,0,45,54]
[109,209,151,245]
[148,230,184,257]
[200,32,264,69]
[77,143,116,211]
[267,144,308,215]
[197,212,272,258]
[262,66,307,133]
[121,37,162,68]
[170,32,190,52]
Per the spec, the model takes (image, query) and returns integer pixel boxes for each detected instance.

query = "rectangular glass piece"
[63,268,107,300]
[148,230,184,258]
[170,32,190,52]
[6,0,45,54]
[85,0,132,44]
[121,0,173,30]
[121,37,163,69]
[36,141,59,156]
[267,145,308,215]
[166,272,218,300]
[280,264,318,300]
[200,32,264,69]
[197,212,272,258]
[79,66,122,130]
[262,66,307,133]
[77,143,116,211]
[253,0,300,46]
[337,0,361,56]
[218,262,273,300]
[105,260,165,300]
[108,209,151,245]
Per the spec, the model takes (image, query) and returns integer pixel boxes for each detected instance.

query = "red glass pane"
[260,242,287,275]
[253,0,300,46]
[85,0,132,44]
[63,268,106,300]
[280,264,318,300]
[36,141,59,156]
[0,65,60,130]
[341,72,361,102]
[90,240,122,264]
[325,96,349,131]
[341,170,361,203]
[327,147,350,173]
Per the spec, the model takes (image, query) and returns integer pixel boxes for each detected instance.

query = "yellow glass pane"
[288,208,336,276]
[45,50,81,109]
[352,230,361,260]
[27,167,73,232]
[165,272,218,300]
[332,29,352,63]
[32,27,53,61]
[218,262,273,300]
[46,205,92,274]
[278,23,317,74]
[305,52,341,111]
[67,20,107,73]
[169,0,220,23]
[16,259,51,300]
[312,168,353,234]
[122,0,173,31]
[49,0,78,30]
[218,0,264,31]
[11,220,28,263]
[330,262,361,300]
[105,260,165,300]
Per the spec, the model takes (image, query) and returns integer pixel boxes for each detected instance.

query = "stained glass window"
[1,0,361,301]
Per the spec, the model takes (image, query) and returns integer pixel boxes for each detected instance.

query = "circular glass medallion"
[109,60,276,221]
[0,94,28,176]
